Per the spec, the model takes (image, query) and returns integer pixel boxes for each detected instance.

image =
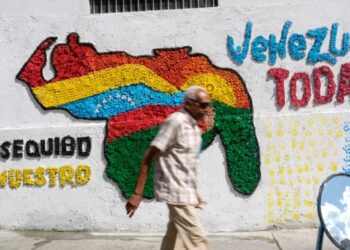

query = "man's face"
[185,90,211,121]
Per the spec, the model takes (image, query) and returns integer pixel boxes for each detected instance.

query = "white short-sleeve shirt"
[151,109,202,205]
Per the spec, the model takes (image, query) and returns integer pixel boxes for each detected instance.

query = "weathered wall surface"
[0,0,350,232]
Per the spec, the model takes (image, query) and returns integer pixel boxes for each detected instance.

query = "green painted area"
[106,127,158,199]
[212,103,260,195]
[105,102,260,199]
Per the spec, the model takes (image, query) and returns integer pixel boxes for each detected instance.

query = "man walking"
[126,86,211,250]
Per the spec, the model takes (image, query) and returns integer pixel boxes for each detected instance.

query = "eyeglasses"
[188,99,211,109]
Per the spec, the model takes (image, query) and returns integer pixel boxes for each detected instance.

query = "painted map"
[17,33,260,198]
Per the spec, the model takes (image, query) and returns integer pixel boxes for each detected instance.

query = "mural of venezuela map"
[17,33,260,198]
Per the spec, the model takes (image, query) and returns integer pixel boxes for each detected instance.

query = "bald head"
[184,86,208,102]
[183,86,211,121]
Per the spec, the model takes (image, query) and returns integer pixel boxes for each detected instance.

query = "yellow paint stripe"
[33,65,235,108]
[181,73,235,107]
[33,64,179,108]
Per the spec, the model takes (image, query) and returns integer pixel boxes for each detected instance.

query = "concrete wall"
[1,0,350,232]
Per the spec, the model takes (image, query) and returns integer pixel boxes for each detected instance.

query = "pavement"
[0,228,340,250]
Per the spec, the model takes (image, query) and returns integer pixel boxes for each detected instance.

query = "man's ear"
[184,98,191,108]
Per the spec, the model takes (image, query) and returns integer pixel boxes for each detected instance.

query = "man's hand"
[126,194,142,218]
[125,147,159,218]
[195,195,207,209]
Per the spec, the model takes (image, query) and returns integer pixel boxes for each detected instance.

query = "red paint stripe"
[17,37,57,87]
[107,105,208,142]
[107,105,181,142]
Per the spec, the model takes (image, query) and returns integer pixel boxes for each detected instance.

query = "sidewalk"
[0,228,339,250]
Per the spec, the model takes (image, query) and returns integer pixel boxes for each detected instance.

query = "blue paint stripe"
[60,84,184,118]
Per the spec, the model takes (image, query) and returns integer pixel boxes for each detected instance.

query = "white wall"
[0,0,349,232]
[0,0,89,16]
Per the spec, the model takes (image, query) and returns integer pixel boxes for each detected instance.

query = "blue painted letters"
[227,21,349,65]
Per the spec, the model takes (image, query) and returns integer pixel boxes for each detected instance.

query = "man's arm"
[125,146,160,218]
